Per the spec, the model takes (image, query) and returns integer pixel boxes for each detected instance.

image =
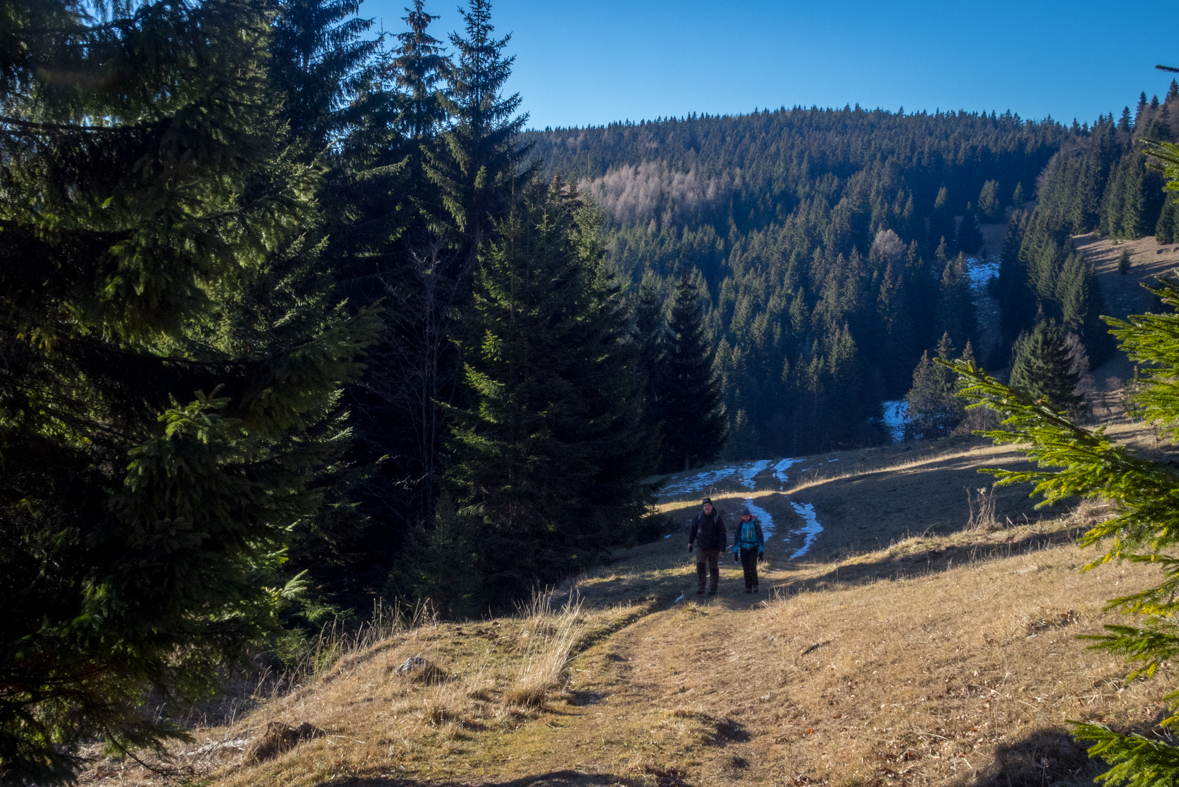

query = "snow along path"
[740,460,771,489]
[660,466,742,496]
[743,498,776,541]
[661,459,771,496]
[773,458,802,488]
[788,502,824,559]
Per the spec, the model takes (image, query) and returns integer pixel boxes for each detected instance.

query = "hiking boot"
[753,586,759,593]
[696,588,705,595]
[707,589,717,596]
[745,589,752,594]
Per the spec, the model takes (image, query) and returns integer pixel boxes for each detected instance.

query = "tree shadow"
[316,768,694,786]
[768,524,1089,596]
[956,728,1098,786]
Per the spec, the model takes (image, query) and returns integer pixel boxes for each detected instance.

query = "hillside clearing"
[77,423,1176,787]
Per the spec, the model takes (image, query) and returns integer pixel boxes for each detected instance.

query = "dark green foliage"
[978,179,1002,222]
[269,0,382,158]
[956,203,984,253]
[995,203,1114,367]
[654,272,728,470]
[1012,181,1025,208]
[1155,193,1179,244]
[0,1,380,782]
[903,334,973,440]
[426,0,531,246]
[1120,248,1133,274]
[1008,320,1084,414]
[933,253,978,352]
[524,107,1064,454]
[443,181,652,608]
[928,185,958,257]
[951,269,1179,785]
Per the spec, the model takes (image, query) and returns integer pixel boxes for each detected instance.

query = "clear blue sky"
[363,0,1179,131]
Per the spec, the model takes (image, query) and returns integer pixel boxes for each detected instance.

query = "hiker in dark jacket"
[732,505,766,593]
[688,497,727,595]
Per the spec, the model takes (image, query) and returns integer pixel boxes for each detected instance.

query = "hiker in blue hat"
[733,505,765,593]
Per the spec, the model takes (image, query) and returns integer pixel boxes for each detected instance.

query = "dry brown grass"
[77,432,1175,787]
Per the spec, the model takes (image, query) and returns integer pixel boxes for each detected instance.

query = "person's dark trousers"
[739,548,759,591]
[695,547,720,593]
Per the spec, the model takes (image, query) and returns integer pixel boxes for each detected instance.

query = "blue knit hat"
[739,506,751,516]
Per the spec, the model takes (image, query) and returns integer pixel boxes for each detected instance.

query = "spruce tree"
[1156,193,1179,244]
[654,271,728,472]
[933,253,977,352]
[977,179,1002,222]
[956,202,984,253]
[1007,320,1084,413]
[0,2,380,783]
[928,185,957,256]
[903,334,970,440]
[1012,181,1026,208]
[269,0,383,158]
[444,180,651,608]
[425,0,530,250]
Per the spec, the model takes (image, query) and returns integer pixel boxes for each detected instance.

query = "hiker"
[688,497,727,595]
[732,505,766,593]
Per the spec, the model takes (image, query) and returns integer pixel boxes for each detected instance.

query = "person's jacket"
[734,517,765,553]
[690,509,727,551]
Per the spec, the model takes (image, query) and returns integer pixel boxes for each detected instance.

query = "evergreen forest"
[525,107,1070,455]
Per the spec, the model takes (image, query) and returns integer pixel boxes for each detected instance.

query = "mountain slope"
[80,424,1169,787]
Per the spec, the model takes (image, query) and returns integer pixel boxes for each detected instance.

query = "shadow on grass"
[768,524,1089,596]
[959,727,1099,786]
[315,768,695,786]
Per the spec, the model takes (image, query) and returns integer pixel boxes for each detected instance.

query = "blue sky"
[363,0,1179,130]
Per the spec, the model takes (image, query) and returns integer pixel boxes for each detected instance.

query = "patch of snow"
[881,400,908,443]
[966,255,1000,291]
[739,459,771,489]
[828,459,839,463]
[673,594,684,603]
[789,502,824,559]
[661,466,740,496]
[742,498,776,541]
[664,534,672,539]
[773,458,802,487]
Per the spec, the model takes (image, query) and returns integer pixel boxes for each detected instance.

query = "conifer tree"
[634,267,667,443]
[928,185,957,256]
[1007,320,1084,414]
[933,253,977,351]
[425,0,530,250]
[978,179,1002,222]
[269,0,383,158]
[1157,193,1179,244]
[0,2,380,782]
[903,334,970,440]
[653,271,728,472]
[444,180,651,607]
[1012,181,1026,208]
[956,202,984,253]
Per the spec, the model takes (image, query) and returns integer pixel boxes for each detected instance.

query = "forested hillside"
[525,109,1069,456]
[993,85,1179,364]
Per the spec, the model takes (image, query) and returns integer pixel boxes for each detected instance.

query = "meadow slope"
[80,419,1178,787]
